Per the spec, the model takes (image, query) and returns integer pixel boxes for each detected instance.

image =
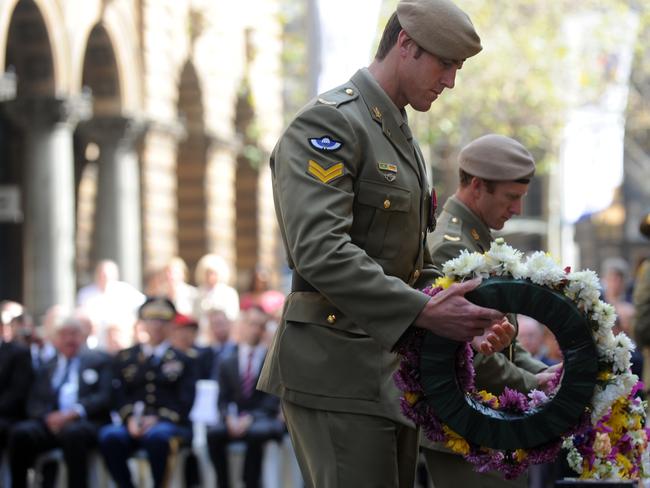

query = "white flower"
[591,372,638,422]
[442,250,488,278]
[523,252,565,286]
[565,270,601,312]
[590,301,616,330]
[612,334,634,373]
[565,445,584,474]
[484,239,524,276]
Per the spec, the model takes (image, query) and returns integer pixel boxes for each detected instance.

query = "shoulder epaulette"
[443,215,462,242]
[317,86,359,108]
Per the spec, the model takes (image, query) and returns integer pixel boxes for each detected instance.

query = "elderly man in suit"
[208,306,284,488]
[7,314,112,488]
[98,297,197,488]
[0,310,33,459]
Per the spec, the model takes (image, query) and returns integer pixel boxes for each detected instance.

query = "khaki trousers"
[282,400,419,488]
[423,447,528,488]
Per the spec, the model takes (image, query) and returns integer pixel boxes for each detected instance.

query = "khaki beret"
[459,134,535,181]
[640,212,650,239]
[397,0,482,61]
[138,296,176,321]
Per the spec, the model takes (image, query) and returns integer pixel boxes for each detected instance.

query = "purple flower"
[498,388,529,413]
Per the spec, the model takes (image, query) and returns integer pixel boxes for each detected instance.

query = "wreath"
[394,239,650,480]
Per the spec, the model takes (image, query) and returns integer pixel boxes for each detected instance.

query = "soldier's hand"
[471,317,515,355]
[414,278,504,342]
[536,362,563,393]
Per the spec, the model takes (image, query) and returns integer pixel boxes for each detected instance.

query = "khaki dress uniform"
[423,195,548,488]
[258,67,439,487]
[633,213,650,402]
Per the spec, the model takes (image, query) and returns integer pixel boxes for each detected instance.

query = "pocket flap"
[284,292,367,335]
[357,180,411,212]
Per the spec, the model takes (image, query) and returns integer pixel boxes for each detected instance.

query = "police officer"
[98,297,197,488]
[634,213,650,398]
[424,134,556,487]
[258,1,514,486]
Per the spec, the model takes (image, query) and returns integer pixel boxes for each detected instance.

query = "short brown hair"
[459,169,529,192]
[375,12,402,60]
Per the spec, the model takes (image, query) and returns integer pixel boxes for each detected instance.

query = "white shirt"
[237,343,266,380]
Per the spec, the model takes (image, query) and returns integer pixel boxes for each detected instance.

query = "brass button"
[413,269,421,280]
[451,217,458,223]
[327,314,336,324]
[146,394,156,403]
[383,199,391,209]
[146,384,156,393]
[345,88,354,95]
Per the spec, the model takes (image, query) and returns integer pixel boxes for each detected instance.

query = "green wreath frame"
[420,277,599,450]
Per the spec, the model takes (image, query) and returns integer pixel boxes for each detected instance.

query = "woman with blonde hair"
[193,254,240,338]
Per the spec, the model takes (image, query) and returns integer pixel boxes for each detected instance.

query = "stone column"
[78,116,146,289]
[4,94,92,318]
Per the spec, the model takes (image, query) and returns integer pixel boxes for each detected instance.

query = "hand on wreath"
[535,362,563,393]
[470,317,516,355]
[414,278,505,342]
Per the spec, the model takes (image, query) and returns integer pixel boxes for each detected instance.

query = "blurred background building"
[1,0,649,318]
[0,0,283,318]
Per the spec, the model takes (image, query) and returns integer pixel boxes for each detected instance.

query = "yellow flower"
[615,453,632,478]
[404,391,420,406]
[597,370,613,381]
[477,390,500,408]
[443,425,471,455]
[434,276,455,290]
[514,449,527,462]
[593,432,611,457]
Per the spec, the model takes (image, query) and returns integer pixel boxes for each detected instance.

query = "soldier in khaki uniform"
[257,1,517,487]
[633,213,650,401]
[423,134,557,487]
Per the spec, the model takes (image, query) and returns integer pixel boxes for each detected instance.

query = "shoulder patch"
[309,136,343,152]
[307,159,345,184]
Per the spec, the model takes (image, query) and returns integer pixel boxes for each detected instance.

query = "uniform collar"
[445,196,493,249]
[350,69,420,177]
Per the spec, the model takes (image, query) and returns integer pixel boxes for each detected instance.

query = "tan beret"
[458,134,535,181]
[640,212,650,239]
[397,0,482,61]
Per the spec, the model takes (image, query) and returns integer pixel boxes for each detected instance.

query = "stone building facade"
[0,0,283,318]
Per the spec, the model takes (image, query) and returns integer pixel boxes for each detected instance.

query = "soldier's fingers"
[446,277,482,297]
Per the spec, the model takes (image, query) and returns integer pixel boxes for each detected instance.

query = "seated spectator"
[9,311,56,370]
[7,316,112,488]
[517,315,556,366]
[207,306,285,488]
[0,300,23,341]
[77,260,145,346]
[98,297,197,488]
[169,313,212,380]
[160,257,198,316]
[205,308,237,381]
[0,313,33,460]
[194,255,240,341]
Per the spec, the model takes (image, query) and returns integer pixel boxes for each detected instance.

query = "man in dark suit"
[0,312,33,458]
[207,306,285,488]
[205,308,236,381]
[98,297,197,488]
[7,315,112,488]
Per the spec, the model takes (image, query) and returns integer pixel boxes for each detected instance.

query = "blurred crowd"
[0,254,287,488]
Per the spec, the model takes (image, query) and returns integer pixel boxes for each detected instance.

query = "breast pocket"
[356,180,412,258]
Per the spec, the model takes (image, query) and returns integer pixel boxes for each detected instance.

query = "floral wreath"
[394,238,650,480]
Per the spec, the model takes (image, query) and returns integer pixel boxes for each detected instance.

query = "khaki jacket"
[428,195,548,394]
[258,69,438,423]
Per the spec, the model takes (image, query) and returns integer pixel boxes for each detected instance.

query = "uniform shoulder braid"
[317,85,359,108]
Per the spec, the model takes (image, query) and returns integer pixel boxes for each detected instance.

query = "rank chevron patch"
[307,159,344,184]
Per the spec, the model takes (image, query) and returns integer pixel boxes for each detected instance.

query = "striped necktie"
[241,350,256,398]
